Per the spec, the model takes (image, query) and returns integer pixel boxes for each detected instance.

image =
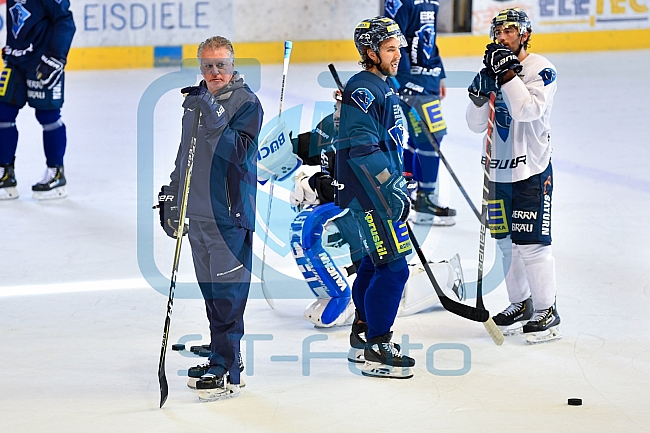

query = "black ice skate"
[411,190,456,226]
[196,372,241,402]
[32,165,67,200]
[348,310,368,363]
[187,352,245,389]
[0,160,19,200]
[362,332,414,379]
[523,302,562,344]
[492,297,533,336]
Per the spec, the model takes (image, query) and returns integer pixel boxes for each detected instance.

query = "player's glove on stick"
[181,86,228,130]
[379,172,410,222]
[158,185,187,238]
[468,68,499,107]
[35,55,65,89]
[483,43,522,85]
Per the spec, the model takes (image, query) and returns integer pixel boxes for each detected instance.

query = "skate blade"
[498,322,524,336]
[189,377,246,389]
[32,186,67,200]
[525,326,562,344]
[0,187,19,200]
[198,385,241,402]
[348,348,365,364]
[360,361,413,379]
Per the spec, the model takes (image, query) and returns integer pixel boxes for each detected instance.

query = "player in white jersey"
[466,8,561,344]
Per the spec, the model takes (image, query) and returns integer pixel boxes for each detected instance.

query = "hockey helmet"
[354,16,407,57]
[490,8,532,40]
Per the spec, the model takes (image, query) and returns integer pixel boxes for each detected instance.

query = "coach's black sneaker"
[0,160,18,200]
[32,165,67,200]
[492,297,533,336]
[523,302,562,344]
[362,332,414,379]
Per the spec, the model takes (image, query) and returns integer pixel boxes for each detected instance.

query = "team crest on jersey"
[495,97,512,142]
[415,24,436,59]
[539,68,557,86]
[388,117,407,151]
[385,0,403,17]
[351,88,375,114]
[9,2,32,39]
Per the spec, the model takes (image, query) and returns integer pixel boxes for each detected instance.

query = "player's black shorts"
[487,162,553,245]
[0,61,65,110]
[351,209,412,265]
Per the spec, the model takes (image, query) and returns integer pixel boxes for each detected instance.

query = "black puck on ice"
[190,345,202,353]
[171,343,185,351]
[568,398,582,406]
[198,350,211,357]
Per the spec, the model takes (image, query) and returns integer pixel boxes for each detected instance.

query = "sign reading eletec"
[69,0,233,47]
[472,0,649,34]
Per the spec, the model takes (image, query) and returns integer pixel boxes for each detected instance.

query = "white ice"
[1,50,649,432]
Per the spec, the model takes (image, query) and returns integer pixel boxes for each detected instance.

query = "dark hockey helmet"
[490,8,532,40]
[354,16,407,57]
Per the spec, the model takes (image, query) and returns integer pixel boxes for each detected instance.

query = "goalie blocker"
[256,121,302,183]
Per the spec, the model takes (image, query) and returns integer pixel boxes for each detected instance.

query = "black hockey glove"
[35,54,65,90]
[180,86,228,130]
[378,172,410,223]
[483,43,522,85]
[157,185,187,238]
[467,68,499,107]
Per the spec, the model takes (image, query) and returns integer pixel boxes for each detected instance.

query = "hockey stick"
[158,108,202,408]
[475,92,504,345]
[328,63,345,92]
[259,40,293,309]
[406,223,488,322]
[387,77,481,221]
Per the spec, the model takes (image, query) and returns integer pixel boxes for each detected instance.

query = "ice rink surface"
[1,49,649,432]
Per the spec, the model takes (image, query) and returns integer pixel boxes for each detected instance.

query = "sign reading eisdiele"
[472,0,649,34]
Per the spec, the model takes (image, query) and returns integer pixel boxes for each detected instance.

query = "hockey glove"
[467,68,499,107]
[180,86,228,130]
[157,185,188,238]
[289,171,320,212]
[483,43,522,85]
[378,172,410,223]
[35,55,65,90]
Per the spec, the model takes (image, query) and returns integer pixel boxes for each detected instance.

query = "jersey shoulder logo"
[9,3,32,39]
[385,0,403,18]
[415,24,436,60]
[539,68,557,86]
[351,88,375,114]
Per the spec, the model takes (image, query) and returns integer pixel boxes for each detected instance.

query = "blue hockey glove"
[35,55,65,89]
[157,185,187,238]
[468,68,499,107]
[378,172,410,222]
[483,43,522,85]
[180,86,228,130]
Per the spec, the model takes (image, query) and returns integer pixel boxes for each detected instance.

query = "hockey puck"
[190,345,203,353]
[198,350,211,357]
[171,343,185,351]
[568,398,582,406]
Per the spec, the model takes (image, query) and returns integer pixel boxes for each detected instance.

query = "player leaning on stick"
[466,8,561,344]
[335,17,415,378]
[157,36,263,401]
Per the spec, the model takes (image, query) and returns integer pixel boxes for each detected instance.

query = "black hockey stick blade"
[407,223,489,323]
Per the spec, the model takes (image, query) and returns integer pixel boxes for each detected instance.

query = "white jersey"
[466,53,557,183]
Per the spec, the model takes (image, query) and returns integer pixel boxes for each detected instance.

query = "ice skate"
[492,297,533,336]
[410,191,456,226]
[348,311,368,363]
[524,303,562,344]
[196,372,241,402]
[188,352,245,389]
[32,165,67,200]
[361,332,414,379]
[0,161,19,200]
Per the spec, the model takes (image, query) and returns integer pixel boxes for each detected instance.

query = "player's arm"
[500,65,557,122]
[43,0,76,60]
[213,100,264,165]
